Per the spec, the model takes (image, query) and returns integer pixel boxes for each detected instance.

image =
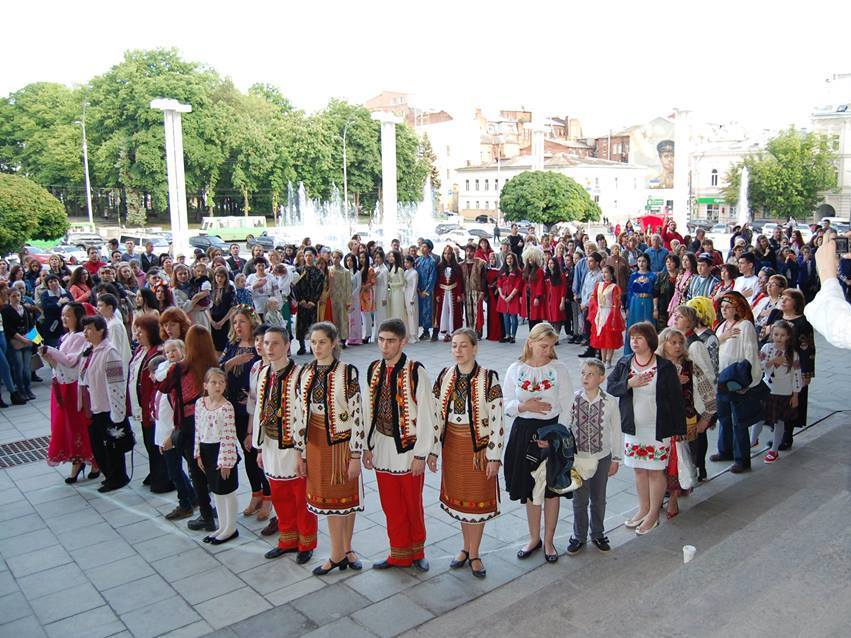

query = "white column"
[372,112,401,242]
[150,98,192,258]
[672,108,691,229]
[531,127,545,171]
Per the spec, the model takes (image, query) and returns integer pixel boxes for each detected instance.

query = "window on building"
[614,177,618,189]
[475,201,480,209]
[484,179,489,191]
[494,179,499,191]
[710,169,718,187]
[485,201,490,209]
[594,177,599,189]
[446,169,450,181]
[465,179,470,192]
[707,204,720,220]
[475,179,480,191]
[466,200,471,209]
[593,195,600,203]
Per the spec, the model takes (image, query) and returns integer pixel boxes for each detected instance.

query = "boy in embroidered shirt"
[566,359,622,555]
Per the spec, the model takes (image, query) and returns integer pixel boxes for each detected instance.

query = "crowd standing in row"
[24,214,843,576]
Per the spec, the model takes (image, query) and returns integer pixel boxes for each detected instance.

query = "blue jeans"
[8,344,31,395]
[0,333,17,393]
[162,445,195,509]
[501,313,518,337]
[716,392,751,467]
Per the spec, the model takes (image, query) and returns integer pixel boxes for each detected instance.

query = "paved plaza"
[0,328,849,638]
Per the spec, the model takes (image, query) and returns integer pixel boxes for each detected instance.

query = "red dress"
[434,264,464,332]
[497,272,523,315]
[545,278,567,324]
[526,267,547,321]
[588,282,625,349]
[45,332,93,466]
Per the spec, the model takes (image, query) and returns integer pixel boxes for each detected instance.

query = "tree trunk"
[242,189,250,215]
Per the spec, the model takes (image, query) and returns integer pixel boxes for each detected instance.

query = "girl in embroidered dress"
[504,322,574,563]
[752,320,802,463]
[656,328,716,519]
[588,265,625,368]
[429,328,504,578]
[194,367,240,544]
[296,322,365,576]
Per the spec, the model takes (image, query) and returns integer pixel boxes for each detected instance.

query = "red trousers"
[269,477,317,552]
[376,471,426,566]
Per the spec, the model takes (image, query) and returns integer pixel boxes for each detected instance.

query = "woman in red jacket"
[497,253,523,343]
[523,246,547,329]
[545,257,567,337]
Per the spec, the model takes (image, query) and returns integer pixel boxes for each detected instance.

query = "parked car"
[474,215,497,224]
[119,233,170,252]
[246,232,276,251]
[51,244,87,265]
[435,223,461,236]
[189,234,230,252]
[66,231,105,250]
[22,245,52,265]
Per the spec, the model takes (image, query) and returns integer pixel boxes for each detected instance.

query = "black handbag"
[105,418,136,454]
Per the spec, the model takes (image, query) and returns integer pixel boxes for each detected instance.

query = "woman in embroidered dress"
[403,256,420,344]
[656,328,716,519]
[429,328,503,578]
[607,322,686,535]
[346,254,363,346]
[484,252,504,342]
[43,303,97,483]
[623,254,656,356]
[386,250,407,322]
[588,265,625,368]
[296,322,365,576]
[504,322,574,563]
[666,252,696,324]
[220,306,269,520]
[360,254,376,343]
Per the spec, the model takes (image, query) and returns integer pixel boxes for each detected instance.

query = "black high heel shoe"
[88,468,101,480]
[65,463,85,484]
[345,550,362,570]
[312,556,349,576]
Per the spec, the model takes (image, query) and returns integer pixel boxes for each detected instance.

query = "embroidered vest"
[367,354,421,453]
[435,364,497,453]
[256,360,300,449]
[299,360,355,446]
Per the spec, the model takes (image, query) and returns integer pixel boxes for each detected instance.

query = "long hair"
[309,321,342,360]
[134,314,164,347]
[520,322,559,362]
[656,327,689,361]
[546,258,563,287]
[500,252,520,276]
[138,287,159,313]
[158,306,191,342]
[769,319,796,371]
[227,304,260,343]
[184,325,219,387]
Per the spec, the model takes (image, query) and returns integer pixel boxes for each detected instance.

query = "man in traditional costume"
[252,327,317,563]
[461,244,487,337]
[293,247,325,355]
[328,250,352,346]
[415,240,437,341]
[364,318,436,571]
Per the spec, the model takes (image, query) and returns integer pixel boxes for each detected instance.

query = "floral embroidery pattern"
[624,442,669,462]
[516,368,556,393]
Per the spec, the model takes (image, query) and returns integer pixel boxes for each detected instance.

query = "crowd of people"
[23,213,844,575]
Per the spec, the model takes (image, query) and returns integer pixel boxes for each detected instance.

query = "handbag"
[676,439,697,491]
[105,418,136,454]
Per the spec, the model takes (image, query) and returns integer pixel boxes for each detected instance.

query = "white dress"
[622,359,670,470]
[387,267,406,321]
[373,264,388,339]
[404,268,419,343]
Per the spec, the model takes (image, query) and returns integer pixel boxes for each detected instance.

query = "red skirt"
[46,380,94,466]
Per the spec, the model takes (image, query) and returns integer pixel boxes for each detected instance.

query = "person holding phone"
[806,232,851,349]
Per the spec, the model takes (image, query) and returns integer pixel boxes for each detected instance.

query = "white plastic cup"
[683,545,696,564]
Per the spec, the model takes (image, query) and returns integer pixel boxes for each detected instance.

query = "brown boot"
[260,517,278,536]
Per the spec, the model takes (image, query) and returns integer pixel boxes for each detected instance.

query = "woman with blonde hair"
[503,322,574,563]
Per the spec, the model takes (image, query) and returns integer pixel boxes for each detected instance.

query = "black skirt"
[504,415,566,503]
[200,442,239,495]
[763,393,797,426]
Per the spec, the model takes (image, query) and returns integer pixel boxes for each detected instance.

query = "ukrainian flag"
[25,327,43,346]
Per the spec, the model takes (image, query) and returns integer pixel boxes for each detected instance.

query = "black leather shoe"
[372,559,393,570]
[709,453,733,463]
[730,463,751,474]
[210,530,239,545]
[265,546,295,559]
[516,539,543,559]
[260,517,278,536]
[188,515,216,532]
[778,441,792,451]
[450,550,469,569]
[469,557,486,578]
[10,391,27,405]
[412,558,429,572]
[296,550,314,565]
[313,556,348,576]
[345,551,362,570]
[544,551,559,563]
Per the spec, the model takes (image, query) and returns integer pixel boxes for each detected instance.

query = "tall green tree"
[0,174,69,252]
[723,127,838,219]
[500,170,601,226]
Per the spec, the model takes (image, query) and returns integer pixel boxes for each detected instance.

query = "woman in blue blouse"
[623,253,656,356]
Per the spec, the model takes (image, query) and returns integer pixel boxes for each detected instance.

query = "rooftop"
[456,152,647,171]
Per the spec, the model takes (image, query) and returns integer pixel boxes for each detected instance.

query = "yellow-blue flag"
[26,327,43,345]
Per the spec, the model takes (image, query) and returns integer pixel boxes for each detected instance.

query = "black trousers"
[89,412,129,488]
[235,412,270,496]
[176,418,212,519]
[142,426,174,493]
[689,431,708,479]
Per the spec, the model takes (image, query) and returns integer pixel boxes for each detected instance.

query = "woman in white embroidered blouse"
[503,322,574,563]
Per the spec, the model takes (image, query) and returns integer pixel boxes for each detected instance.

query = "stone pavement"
[0,327,848,638]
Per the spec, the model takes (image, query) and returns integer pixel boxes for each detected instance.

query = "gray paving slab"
[301,617,379,638]
[159,620,216,638]
[237,557,313,595]
[0,590,33,624]
[150,547,222,583]
[119,596,202,638]
[101,572,176,614]
[227,603,315,638]
[85,554,156,591]
[29,582,105,625]
[264,577,325,607]
[6,543,71,578]
[290,582,371,627]
[194,586,272,630]
[350,594,434,638]
[69,538,137,570]
[42,604,125,638]
[173,566,246,605]
[342,565,420,603]
[16,562,88,600]
[0,614,48,638]
[55,521,123,552]
[0,528,59,559]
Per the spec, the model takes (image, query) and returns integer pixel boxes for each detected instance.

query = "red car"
[22,246,52,265]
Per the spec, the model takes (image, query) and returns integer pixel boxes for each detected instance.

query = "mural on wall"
[627,117,676,190]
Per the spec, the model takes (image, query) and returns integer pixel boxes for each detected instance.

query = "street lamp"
[74,102,94,226]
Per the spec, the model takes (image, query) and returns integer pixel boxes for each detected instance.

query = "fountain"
[737,166,749,227]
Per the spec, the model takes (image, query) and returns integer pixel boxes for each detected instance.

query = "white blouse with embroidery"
[503,360,574,423]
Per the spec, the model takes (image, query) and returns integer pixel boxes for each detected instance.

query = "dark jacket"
[536,423,575,495]
[607,355,686,441]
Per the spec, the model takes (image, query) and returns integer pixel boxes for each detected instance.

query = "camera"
[836,236,849,255]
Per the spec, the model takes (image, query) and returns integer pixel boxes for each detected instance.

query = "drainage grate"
[0,436,51,468]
